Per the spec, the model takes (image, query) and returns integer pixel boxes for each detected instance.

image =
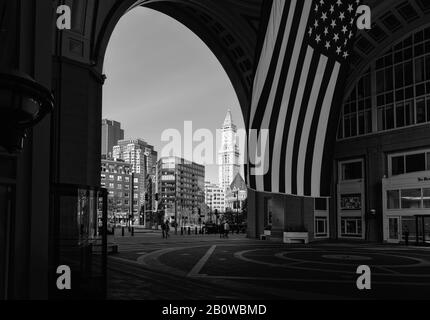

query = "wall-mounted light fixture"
[0,69,54,153]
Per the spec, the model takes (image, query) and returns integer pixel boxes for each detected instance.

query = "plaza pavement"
[107,230,430,300]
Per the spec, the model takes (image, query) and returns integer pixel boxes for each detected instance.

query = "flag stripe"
[291,51,321,195]
[250,0,291,129]
[296,55,327,196]
[284,46,314,194]
[303,59,336,196]
[250,0,286,127]
[248,0,291,190]
[255,0,299,191]
[311,62,341,196]
[267,0,310,193]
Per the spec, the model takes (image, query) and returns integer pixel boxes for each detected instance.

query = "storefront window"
[401,189,422,209]
[315,217,328,237]
[387,190,400,209]
[423,188,430,208]
[341,217,362,237]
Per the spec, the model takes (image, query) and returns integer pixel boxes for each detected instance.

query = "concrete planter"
[283,232,309,244]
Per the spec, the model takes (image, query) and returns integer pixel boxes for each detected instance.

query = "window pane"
[401,189,422,209]
[385,68,393,91]
[315,198,328,211]
[404,61,413,86]
[424,188,430,208]
[405,100,414,125]
[386,105,395,129]
[396,102,405,127]
[392,156,405,175]
[376,70,385,93]
[358,113,365,135]
[395,64,404,88]
[342,162,362,180]
[387,190,400,209]
[377,107,385,131]
[406,153,426,173]
[416,98,426,123]
[415,57,425,83]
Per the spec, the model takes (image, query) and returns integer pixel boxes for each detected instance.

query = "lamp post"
[0,70,54,153]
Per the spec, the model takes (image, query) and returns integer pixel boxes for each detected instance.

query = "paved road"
[107,232,430,300]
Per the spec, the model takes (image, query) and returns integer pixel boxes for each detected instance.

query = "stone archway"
[51,0,262,190]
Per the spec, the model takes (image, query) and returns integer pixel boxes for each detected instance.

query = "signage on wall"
[418,177,430,182]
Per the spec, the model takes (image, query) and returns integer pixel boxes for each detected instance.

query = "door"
[388,217,401,243]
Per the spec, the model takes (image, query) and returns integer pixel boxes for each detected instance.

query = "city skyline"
[102,7,245,183]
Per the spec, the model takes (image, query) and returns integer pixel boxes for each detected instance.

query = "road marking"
[188,245,217,277]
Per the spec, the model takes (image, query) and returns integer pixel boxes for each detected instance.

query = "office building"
[101,119,124,158]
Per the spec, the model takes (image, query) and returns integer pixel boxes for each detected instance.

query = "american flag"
[247,0,361,197]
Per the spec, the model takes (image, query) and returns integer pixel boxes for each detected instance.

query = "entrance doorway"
[388,216,401,243]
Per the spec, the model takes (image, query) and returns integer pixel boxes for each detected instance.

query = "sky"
[103,7,245,184]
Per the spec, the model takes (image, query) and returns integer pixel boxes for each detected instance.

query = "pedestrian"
[403,226,409,246]
[224,221,230,238]
[219,223,224,238]
[165,220,170,238]
[161,221,166,239]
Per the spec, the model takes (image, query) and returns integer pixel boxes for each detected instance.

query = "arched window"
[338,26,430,139]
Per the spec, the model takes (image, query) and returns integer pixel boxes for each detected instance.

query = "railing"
[50,183,107,300]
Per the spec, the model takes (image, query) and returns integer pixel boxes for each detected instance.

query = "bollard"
[181,227,183,235]
[122,227,125,237]
[195,227,197,235]
[188,227,191,235]
[131,227,134,237]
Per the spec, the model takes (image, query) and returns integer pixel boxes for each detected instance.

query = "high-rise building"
[112,139,158,221]
[101,119,124,157]
[218,110,240,190]
[157,157,205,227]
[204,182,226,213]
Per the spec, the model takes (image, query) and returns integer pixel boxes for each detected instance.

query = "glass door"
[388,217,401,243]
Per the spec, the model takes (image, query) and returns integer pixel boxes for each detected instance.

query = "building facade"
[101,119,124,158]
[100,158,132,223]
[205,182,226,213]
[249,22,430,245]
[218,110,240,190]
[112,139,158,221]
[225,174,248,212]
[157,157,205,227]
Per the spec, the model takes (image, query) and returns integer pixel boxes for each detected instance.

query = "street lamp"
[0,70,54,153]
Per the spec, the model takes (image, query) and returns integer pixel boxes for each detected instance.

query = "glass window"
[405,153,426,173]
[341,218,362,237]
[415,57,425,83]
[423,188,430,208]
[387,190,400,209]
[315,198,328,211]
[416,98,426,123]
[341,162,362,180]
[401,189,422,209]
[391,156,405,175]
[315,217,328,237]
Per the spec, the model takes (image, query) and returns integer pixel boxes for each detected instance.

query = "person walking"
[161,221,166,239]
[165,220,170,238]
[219,222,224,238]
[224,221,230,238]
